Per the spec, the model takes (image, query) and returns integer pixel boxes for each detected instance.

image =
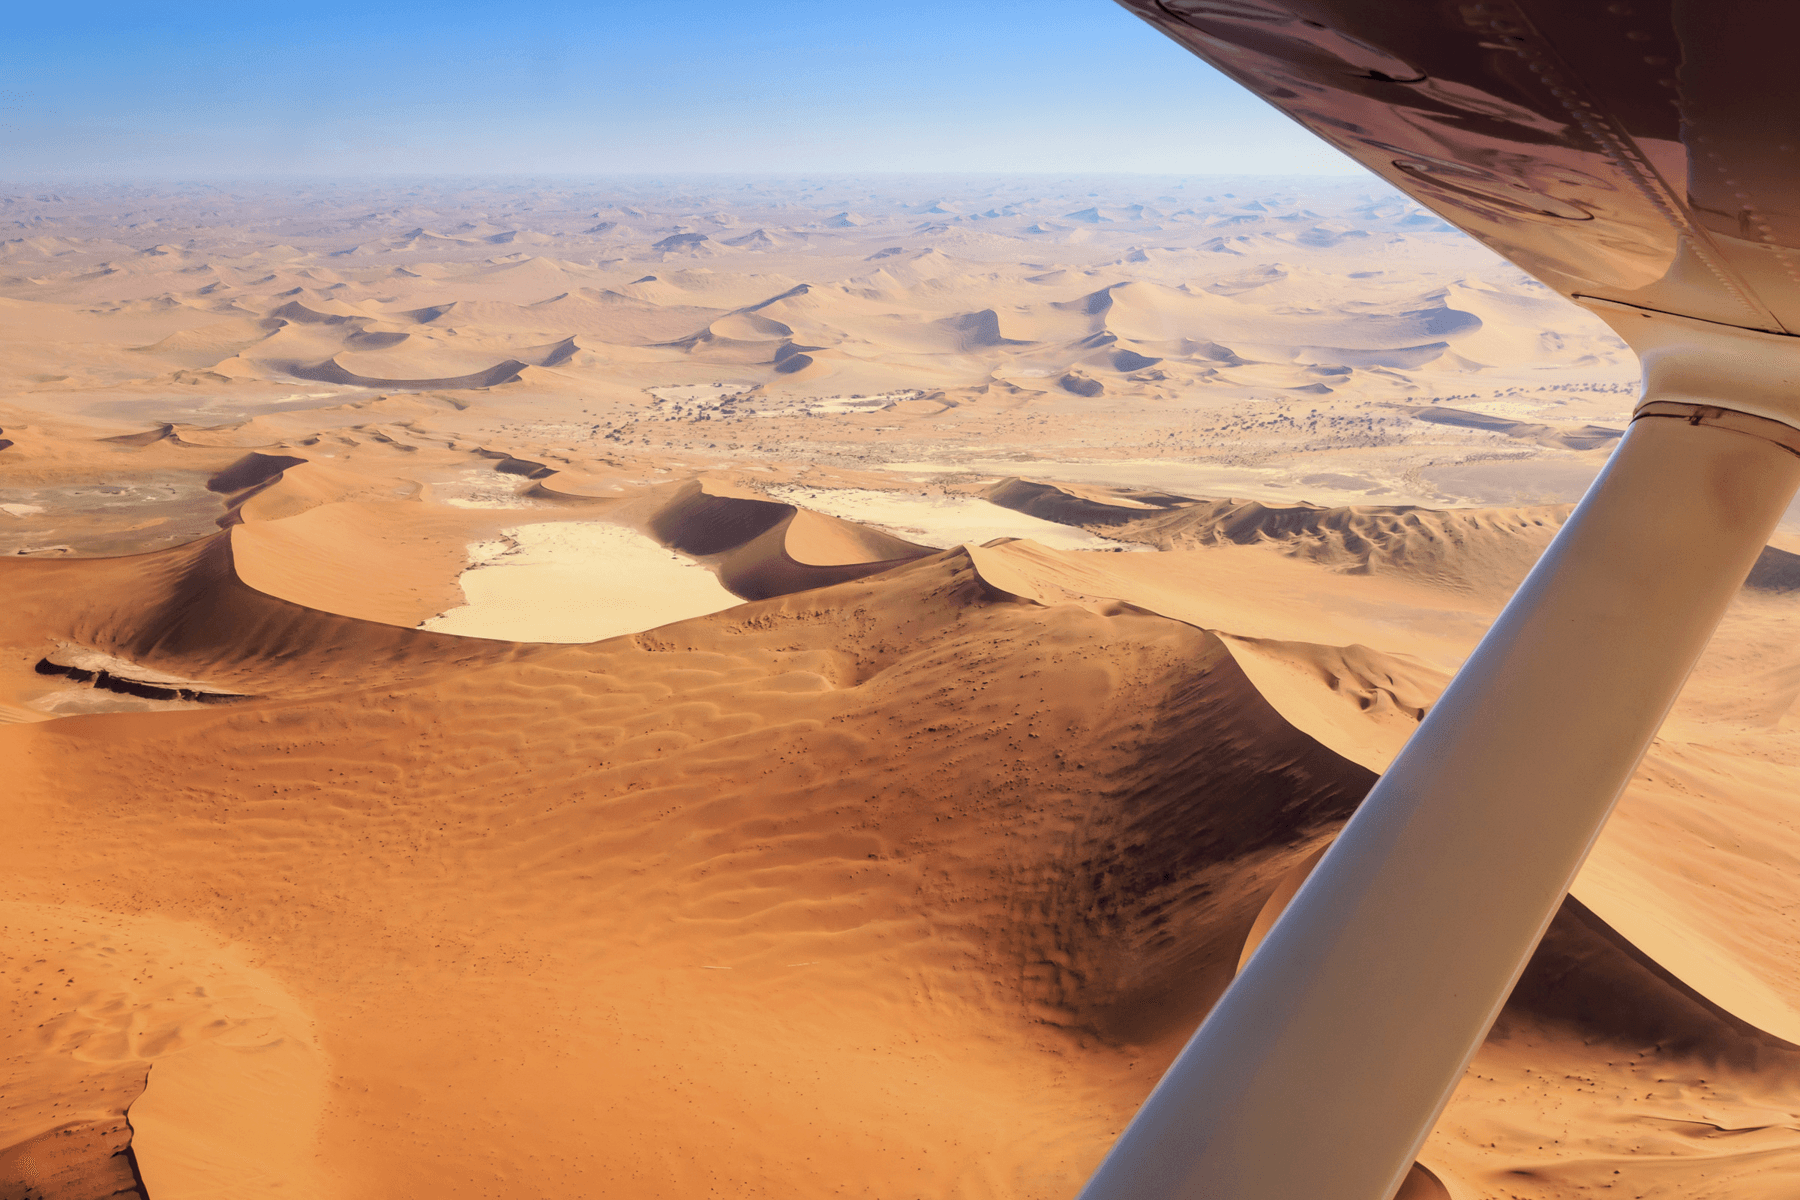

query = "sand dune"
[211,467,941,631]
[230,501,507,625]
[11,488,1800,1196]
[989,476,1800,606]
[206,450,308,496]
[636,479,936,599]
[1,535,1386,1196]
[287,354,527,390]
[959,547,1800,1117]
[959,526,1800,1067]
[1407,404,1623,451]
[771,484,1151,553]
[988,476,1567,596]
[7,177,1633,417]
[6,179,1797,1200]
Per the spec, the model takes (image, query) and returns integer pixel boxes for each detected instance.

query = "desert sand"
[5,177,1800,1199]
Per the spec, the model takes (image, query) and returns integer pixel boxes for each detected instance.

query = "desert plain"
[4,175,1800,1199]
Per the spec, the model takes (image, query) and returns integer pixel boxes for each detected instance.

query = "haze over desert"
[7,167,1800,1200]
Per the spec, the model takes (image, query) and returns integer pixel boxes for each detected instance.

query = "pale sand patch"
[754,390,926,417]
[767,486,1150,552]
[647,383,757,403]
[429,468,544,510]
[878,459,1426,507]
[419,521,741,643]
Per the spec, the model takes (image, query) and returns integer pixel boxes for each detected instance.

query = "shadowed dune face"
[205,451,308,496]
[1,535,526,701]
[1091,496,1571,597]
[1407,404,1623,451]
[646,478,791,554]
[635,479,937,600]
[0,1125,148,1200]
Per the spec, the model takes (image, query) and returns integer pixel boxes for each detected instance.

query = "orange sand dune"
[287,354,527,390]
[6,181,1798,1200]
[988,477,1570,597]
[962,531,1800,1068]
[993,478,1800,604]
[10,485,1800,1196]
[1405,404,1623,451]
[535,477,941,601]
[638,480,935,599]
[230,502,510,626]
[220,459,426,525]
[4,540,1387,1197]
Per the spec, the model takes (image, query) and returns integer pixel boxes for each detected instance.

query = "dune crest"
[989,477,1570,596]
[958,530,1800,1060]
[634,478,937,600]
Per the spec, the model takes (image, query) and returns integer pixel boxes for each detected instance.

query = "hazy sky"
[2,0,1362,180]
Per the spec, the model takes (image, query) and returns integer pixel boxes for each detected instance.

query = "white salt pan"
[767,487,1149,553]
[420,522,741,644]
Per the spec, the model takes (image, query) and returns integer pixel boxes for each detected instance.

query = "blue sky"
[1,0,1362,179]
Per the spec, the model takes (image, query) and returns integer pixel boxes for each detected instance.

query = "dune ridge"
[988,476,1568,595]
[959,532,1800,1061]
[636,479,937,600]
[989,477,1800,603]
[287,355,528,390]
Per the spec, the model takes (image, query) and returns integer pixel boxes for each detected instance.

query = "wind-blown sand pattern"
[6,178,1800,1199]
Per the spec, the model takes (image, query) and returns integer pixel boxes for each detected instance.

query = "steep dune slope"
[963,530,1800,1063]
[229,503,509,626]
[0,535,525,701]
[2,545,1382,1198]
[988,477,1568,597]
[635,478,937,600]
